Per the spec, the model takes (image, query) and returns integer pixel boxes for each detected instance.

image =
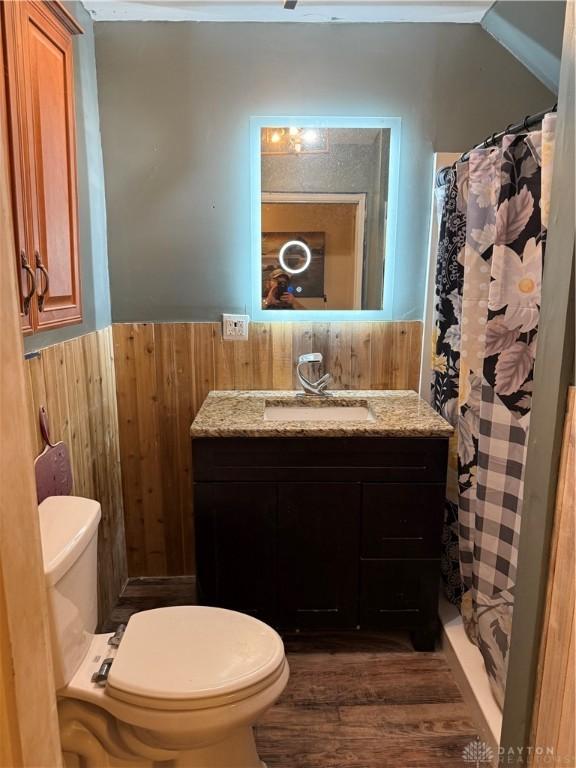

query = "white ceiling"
[82,1,493,24]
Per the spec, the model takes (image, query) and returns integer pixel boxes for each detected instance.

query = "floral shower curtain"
[431,114,557,707]
[432,166,465,606]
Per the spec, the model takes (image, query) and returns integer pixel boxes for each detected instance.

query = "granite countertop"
[190,390,453,438]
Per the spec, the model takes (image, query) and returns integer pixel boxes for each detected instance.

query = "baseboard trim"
[121,575,197,595]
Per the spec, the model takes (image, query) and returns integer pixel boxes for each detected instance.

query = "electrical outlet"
[222,314,250,341]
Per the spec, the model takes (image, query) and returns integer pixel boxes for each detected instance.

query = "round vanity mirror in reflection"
[278,240,312,275]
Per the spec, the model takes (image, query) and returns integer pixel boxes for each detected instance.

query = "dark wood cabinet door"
[277,483,360,629]
[20,1,82,331]
[194,483,277,622]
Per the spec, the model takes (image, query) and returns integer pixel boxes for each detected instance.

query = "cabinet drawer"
[360,559,440,629]
[193,437,449,483]
[361,484,444,558]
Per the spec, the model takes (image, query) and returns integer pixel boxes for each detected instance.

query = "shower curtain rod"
[437,103,557,182]
[461,103,557,160]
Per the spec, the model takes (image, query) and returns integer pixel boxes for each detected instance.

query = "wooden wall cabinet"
[193,436,449,650]
[1,1,83,334]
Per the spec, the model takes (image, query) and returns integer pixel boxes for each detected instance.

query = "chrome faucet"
[296,353,332,396]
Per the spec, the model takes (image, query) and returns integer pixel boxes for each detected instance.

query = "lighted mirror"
[251,117,400,320]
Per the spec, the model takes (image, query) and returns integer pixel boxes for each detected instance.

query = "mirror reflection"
[260,126,391,311]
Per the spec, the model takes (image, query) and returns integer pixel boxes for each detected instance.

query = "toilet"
[38,495,289,767]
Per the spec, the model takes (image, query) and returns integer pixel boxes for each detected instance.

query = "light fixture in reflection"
[261,127,329,155]
[278,240,311,274]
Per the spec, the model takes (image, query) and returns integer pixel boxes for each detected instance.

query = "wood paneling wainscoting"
[24,327,127,621]
[112,321,423,577]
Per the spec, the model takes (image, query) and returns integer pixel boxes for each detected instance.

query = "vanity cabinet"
[1,1,83,334]
[192,436,448,650]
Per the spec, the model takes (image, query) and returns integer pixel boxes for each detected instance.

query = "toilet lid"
[106,606,285,706]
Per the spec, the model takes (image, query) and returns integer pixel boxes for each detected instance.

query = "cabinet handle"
[20,250,36,315]
[35,250,49,312]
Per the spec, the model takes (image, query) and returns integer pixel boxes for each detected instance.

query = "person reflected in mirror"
[262,266,304,309]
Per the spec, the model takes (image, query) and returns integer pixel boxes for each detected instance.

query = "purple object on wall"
[34,407,73,504]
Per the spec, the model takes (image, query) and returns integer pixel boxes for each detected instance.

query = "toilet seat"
[59,606,289,765]
[105,606,286,712]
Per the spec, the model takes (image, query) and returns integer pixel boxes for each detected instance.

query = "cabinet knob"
[20,250,36,315]
[35,250,49,312]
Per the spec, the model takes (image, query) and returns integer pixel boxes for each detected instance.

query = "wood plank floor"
[103,578,479,767]
[100,576,197,630]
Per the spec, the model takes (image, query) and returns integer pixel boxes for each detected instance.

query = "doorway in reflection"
[262,195,365,310]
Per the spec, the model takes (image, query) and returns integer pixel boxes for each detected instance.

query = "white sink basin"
[264,402,374,423]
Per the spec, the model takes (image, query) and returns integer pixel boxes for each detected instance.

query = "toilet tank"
[38,496,101,690]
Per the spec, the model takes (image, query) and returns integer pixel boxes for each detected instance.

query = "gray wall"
[25,1,111,353]
[482,1,565,94]
[94,22,553,322]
